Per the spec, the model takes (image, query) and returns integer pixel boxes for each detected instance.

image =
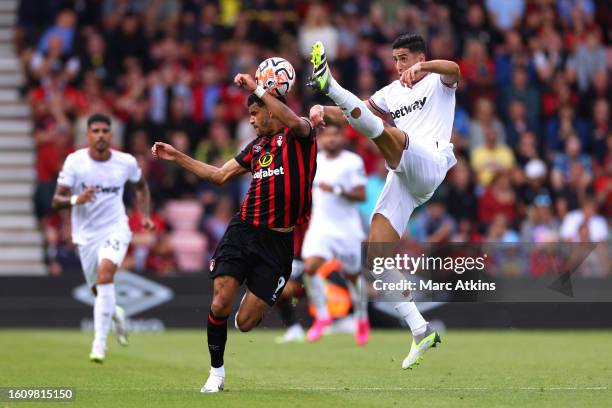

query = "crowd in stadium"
[16,0,610,277]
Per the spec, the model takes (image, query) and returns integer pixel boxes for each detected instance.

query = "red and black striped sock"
[207,311,228,368]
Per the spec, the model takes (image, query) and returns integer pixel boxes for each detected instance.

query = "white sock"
[303,274,330,320]
[93,283,115,351]
[327,77,384,139]
[112,306,121,321]
[211,365,225,377]
[379,268,413,303]
[346,276,368,320]
[394,301,427,336]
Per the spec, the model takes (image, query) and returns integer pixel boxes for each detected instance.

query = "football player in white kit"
[307,34,459,369]
[301,124,369,345]
[52,114,154,363]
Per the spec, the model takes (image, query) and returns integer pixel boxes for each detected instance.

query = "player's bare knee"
[236,314,255,332]
[210,298,231,317]
[96,269,114,284]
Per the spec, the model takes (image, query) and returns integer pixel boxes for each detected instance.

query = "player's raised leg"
[308,41,406,168]
[368,214,441,368]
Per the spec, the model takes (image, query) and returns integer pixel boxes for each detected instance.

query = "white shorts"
[77,228,132,288]
[373,140,457,237]
[301,231,362,274]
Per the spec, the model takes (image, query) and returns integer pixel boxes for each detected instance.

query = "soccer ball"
[255,57,296,97]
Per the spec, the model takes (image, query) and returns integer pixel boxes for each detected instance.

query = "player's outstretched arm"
[400,60,460,88]
[152,142,247,185]
[234,73,312,138]
[133,177,154,230]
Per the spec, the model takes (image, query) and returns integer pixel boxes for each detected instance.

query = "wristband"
[70,195,78,206]
[333,186,342,196]
[254,86,266,98]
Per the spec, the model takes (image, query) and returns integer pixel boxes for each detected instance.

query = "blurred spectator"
[446,158,478,223]
[588,98,610,157]
[159,131,199,199]
[30,34,79,82]
[161,95,200,147]
[34,126,73,220]
[202,195,235,251]
[459,3,498,55]
[546,104,589,153]
[459,39,496,108]
[519,159,551,206]
[478,172,517,227]
[37,9,76,54]
[520,194,560,243]
[469,98,506,149]
[124,209,167,273]
[577,69,609,118]
[514,131,540,167]
[298,3,338,61]
[146,235,179,276]
[566,29,607,92]
[494,29,530,90]
[484,213,518,243]
[551,135,592,186]
[149,63,191,125]
[560,197,608,242]
[499,67,540,128]
[532,27,566,85]
[505,99,536,149]
[107,12,151,71]
[412,196,456,243]
[78,32,114,87]
[471,124,515,187]
[485,0,525,31]
[195,121,236,164]
[43,222,80,277]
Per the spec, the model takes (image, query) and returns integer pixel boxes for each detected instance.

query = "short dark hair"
[391,34,427,55]
[87,113,111,128]
[247,93,287,108]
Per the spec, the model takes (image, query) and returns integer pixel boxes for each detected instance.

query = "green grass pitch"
[1,329,611,407]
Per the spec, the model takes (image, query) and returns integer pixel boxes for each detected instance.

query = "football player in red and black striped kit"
[152,72,316,393]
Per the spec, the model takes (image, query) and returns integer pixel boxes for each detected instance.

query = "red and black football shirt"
[235,120,317,229]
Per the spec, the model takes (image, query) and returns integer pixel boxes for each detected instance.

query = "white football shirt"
[369,72,456,145]
[309,150,366,240]
[57,148,142,246]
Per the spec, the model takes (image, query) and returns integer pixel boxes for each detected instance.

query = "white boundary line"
[79,386,609,392]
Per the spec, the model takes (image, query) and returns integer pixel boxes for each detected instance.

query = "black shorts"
[209,217,294,306]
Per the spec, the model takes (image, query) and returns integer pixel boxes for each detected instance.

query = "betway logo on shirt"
[81,182,121,194]
[390,96,427,120]
[253,166,285,179]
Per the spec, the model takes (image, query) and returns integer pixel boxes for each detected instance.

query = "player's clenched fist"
[152,142,177,161]
[399,61,423,88]
[234,73,257,92]
[309,104,326,129]
[77,186,98,204]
